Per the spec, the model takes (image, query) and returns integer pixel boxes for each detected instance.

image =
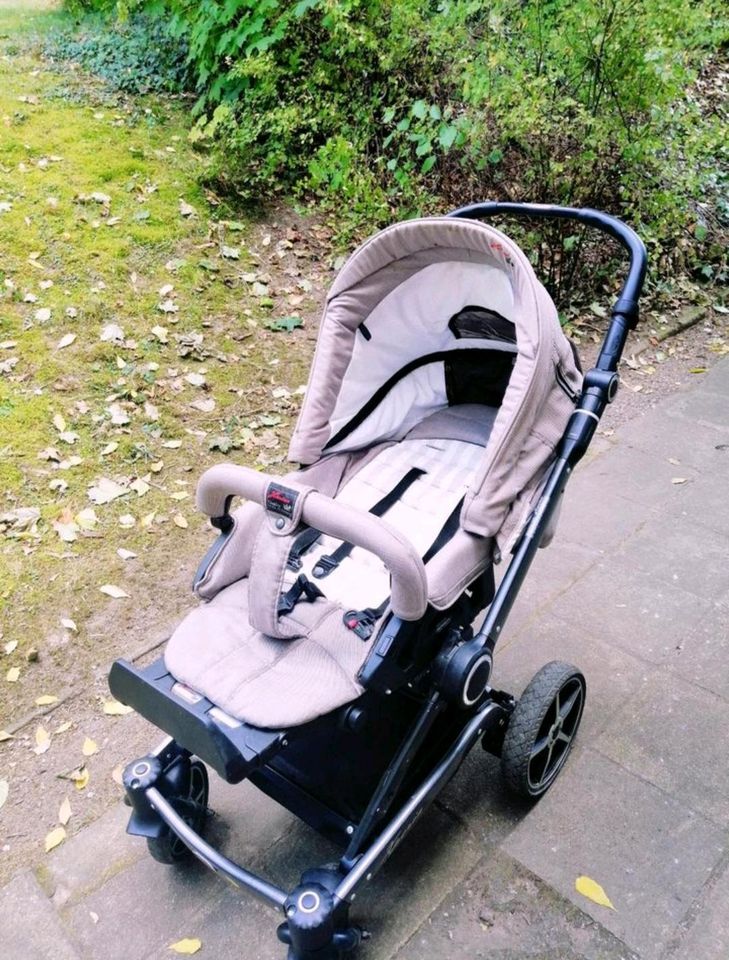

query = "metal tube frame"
[131,701,501,949]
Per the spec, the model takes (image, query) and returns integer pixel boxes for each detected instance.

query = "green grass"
[0,4,316,724]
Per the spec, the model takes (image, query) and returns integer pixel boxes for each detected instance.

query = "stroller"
[110,202,647,959]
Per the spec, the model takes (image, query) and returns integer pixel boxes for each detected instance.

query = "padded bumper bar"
[196,463,429,622]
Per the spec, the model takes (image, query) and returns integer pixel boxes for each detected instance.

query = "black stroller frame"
[110,203,647,960]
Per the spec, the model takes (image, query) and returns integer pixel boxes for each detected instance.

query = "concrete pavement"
[2,357,728,959]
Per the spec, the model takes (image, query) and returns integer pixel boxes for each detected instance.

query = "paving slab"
[595,668,729,828]
[0,870,81,960]
[608,516,729,602]
[661,387,729,434]
[615,411,729,473]
[668,599,729,701]
[667,855,729,960]
[563,444,701,511]
[554,560,713,665]
[392,849,638,960]
[503,749,725,960]
[495,610,654,742]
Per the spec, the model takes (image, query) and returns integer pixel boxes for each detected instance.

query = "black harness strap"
[343,495,466,640]
[311,467,426,579]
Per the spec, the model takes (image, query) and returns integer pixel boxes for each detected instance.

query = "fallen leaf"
[35,307,51,322]
[58,797,72,825]
[191,398,215,413]
[45,826,67,852]
[169,939,202,955]
[71,766,89,790]
[88,478,128,504]
[158,299,178,314]
[179,199,196,218]
[53,413,67,433]
[221,245,240,260]
[34,726,51,754]
[100,323,125,343]
[6,667,20,683]
[107,403,131,426]
[575,875,615,910]
[82,737,99,757]
[173,514,188,529]
[36,695,59,706]
[103,699,132,716]
[55,721,73,734]
[99,584,129,599]
[5,640,19,655]
[130,477,151,497]
[0,731,14,742]
[112,765,124,785]
[100,442,119,456]
[61,618,78,632]
[57,333,76,350]
[117,547,137,560]
[76,507,98,530]
[90,911,99,924]
[0,780,8,810]
[671,477,688,485]
[170,491,189,501]
[667,457,681,466]
[151,325,169,344]
[162,439,182,449]
[119,514,136,528]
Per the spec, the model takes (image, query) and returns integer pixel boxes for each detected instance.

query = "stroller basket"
[109,202,646,960]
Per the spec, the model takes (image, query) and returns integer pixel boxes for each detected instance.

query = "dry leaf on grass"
[100,584,129,599]
[173,514,188,529]
[6,667,20,683]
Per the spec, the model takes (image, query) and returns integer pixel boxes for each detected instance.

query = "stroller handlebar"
[196,463,429,621]
[449,201,647,331]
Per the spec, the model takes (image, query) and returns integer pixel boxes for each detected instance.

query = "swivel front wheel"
[501,661,585,799]
[147,758,209,864]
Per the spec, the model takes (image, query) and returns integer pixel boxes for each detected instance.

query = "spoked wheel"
[501,661,586,799]
[147,758,209,864]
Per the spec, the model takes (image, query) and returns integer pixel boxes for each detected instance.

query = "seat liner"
[165,409,496,727]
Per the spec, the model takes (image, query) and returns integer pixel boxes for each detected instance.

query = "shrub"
[46,11,192,96]
[60,0,728,297]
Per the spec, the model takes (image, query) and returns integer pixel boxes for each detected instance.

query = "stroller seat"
[164,404,498,728]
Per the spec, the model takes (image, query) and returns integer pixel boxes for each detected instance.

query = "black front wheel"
[147,758,209,864]
[501,661,585,799]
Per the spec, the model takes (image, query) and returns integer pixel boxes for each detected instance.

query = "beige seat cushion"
[164,408,496,728]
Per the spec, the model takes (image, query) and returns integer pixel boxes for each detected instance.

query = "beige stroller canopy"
[290,216,582,544]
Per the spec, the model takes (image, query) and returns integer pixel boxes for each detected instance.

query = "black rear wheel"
[147,758,209,864]
[501,661,585,799]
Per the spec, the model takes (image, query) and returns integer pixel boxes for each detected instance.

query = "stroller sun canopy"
[289,217,581,545]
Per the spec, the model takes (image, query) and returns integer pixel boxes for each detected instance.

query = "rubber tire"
[146,759,209,865]
[501,660,585,800]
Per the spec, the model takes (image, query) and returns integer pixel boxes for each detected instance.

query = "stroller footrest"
[109,657,286,783]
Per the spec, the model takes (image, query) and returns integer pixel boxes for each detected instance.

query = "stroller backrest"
[289,217,582,550]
